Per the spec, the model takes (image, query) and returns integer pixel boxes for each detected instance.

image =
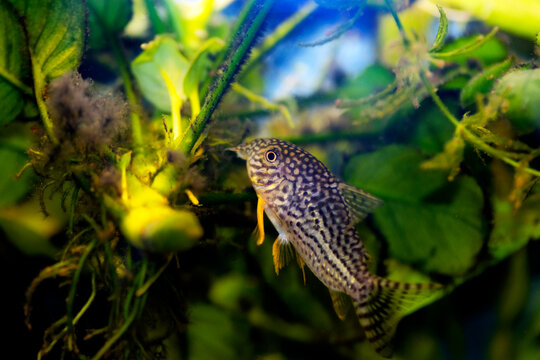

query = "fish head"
[228,138,289,190]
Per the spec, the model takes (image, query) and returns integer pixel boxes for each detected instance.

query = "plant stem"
[420,69,540,177]
[432,27,499,59]
[91,259,148,360]
[61,228,92,261]
[66,237,98,334]
[463,131,540,177]
[92,298,138,360]
[123,282,136,320]
[336,81,397,108]
[338,67,468,109]
[181,0,276,153]
[73,272,96,324]
[419,71,460,127]
[136,255,172,297]
[385,1,540,178]
[30,52,58,145]
[200,0,257,98]
[384,0,409,48]
[160,69,182,144]
[68,186,79,236]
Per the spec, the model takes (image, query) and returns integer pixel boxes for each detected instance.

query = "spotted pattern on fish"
[229,138,442,358]
[234,138,374,298]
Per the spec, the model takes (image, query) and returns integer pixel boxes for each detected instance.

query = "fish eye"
[265,150,278,162]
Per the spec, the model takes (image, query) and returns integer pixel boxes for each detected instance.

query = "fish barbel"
[229,138,441,357]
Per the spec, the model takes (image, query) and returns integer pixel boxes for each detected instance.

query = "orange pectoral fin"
[256,195,265,245]
[272,235,295,275]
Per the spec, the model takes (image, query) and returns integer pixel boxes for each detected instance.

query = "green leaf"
[410,100,456,155]
[132,36,190,112]
[429,5,448,52]
[489,194,540,260]
[345,145,485,275]
[87,0,132,50]
[9,0,86,80]
[0,1,32,125]
[494,68,540,132]
[345,145,448,202]
[7,0,86,144]
[460,58,512,106]
[337,64,395,99]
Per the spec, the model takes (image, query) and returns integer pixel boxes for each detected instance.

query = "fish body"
[230,138,440,357]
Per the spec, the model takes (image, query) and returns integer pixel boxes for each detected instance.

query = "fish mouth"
[225,144,249,160]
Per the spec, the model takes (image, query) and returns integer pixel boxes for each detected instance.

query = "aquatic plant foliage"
[0,0,539,359]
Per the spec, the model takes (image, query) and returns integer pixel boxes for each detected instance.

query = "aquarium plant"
[1,0,539,359]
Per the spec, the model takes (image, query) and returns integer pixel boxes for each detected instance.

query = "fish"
[228,138,442,357]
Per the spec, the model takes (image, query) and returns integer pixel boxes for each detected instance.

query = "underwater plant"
[1,0,539,359]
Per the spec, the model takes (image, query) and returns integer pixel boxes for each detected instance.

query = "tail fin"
[353,277,443,358]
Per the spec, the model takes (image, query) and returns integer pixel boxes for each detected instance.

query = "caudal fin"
[353,277,443,358]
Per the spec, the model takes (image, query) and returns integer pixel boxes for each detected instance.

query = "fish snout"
[225,144,249,160]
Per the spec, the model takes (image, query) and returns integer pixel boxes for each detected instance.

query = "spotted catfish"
[229,138,441,357]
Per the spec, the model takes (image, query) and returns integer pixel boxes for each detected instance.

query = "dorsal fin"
[338,183,383,223]
[353,277,443,358]
[329,289,351,321]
